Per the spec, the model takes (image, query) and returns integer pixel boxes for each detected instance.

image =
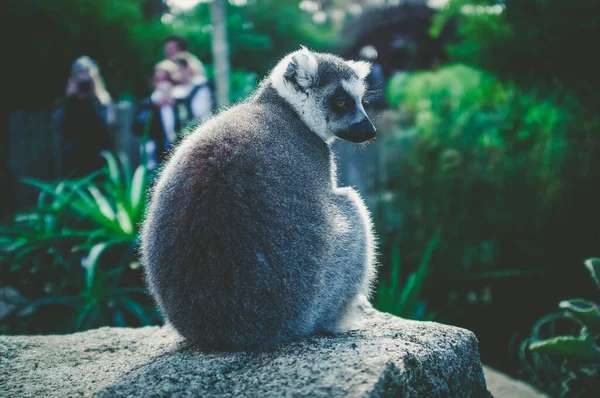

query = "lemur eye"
[336,99,347,109]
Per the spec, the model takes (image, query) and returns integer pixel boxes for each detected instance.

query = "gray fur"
[141,48,378,351]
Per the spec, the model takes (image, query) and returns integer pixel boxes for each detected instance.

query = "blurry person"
[133,59,183,169]
[171,52,214,128]
[359,45,386,111]
[164,35,189,60]
[55,56,112,178]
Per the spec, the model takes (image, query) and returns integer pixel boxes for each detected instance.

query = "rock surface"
[1,308,490,397]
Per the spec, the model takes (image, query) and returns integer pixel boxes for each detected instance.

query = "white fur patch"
[271,47,318,94]
[271,47,331,141]
[341,79,366,100]
[332,208,351,235]
[346,188,378,298]
[346,60,371,80]
[297,45,318,83]
[342,79,369,123]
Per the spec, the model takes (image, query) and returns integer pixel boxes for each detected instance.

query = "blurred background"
[1,1,599,396]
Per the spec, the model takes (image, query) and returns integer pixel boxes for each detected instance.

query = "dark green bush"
[431,0,600,110]
[375,63,600,326]
[0,152,160,334]
[520,259,600,397]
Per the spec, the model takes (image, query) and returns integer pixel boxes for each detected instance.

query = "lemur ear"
[283,47,318,91]
[347,60,371,80]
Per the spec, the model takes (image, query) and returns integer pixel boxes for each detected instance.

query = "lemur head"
[271,46,376,144]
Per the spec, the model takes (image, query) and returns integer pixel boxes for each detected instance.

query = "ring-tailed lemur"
[142,47,378,350]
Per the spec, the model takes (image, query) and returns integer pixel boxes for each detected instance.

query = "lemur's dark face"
[308,53,376,143]
[325,83,376,143]
[273,48,376,143]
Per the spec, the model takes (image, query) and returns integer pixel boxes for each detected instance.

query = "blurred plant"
[417,0,600,379]
[519,259,600,397]
[168,0,342,79]
[430,0,600,110]
[374,63,599,342]
[380,63,573,283]
[0,151,160,334]
[377,227,442,320]
[229,69,259,103]
[203,65,259,104]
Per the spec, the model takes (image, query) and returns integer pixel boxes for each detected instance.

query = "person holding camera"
[55,56,112,178]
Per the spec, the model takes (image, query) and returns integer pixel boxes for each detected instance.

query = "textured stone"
[0,307,490,397]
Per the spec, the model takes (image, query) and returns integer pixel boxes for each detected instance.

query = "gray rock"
[0,308,490,397]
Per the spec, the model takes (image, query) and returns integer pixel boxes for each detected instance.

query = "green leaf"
[84,237,134,291]
[76,297,100,330]
[119,296,151,325]
[118,151,133,203]
[529,335,600,362]
[116,203,134,235]
[85,242,111,291]
[22,172,100,208]
[70,186,121,232]
[21,179,66,202]
[584,258,600,289]
[396,227,442,318]
[0,224,40,240]
[15,296,79,318]
[453,268,546,281]
[390,235,402,300]
[113,310,127,327]
[130,164,147,221]
[101,150,122,189]
[9,235,88,261]
[559,299,600,332]
[87,186,117,222]
[20,176,120,232]
[49,182,68,210]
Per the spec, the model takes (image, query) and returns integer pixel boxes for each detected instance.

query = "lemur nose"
[335,117,376,143]
[362,118,376,135]
[352,118,376,139]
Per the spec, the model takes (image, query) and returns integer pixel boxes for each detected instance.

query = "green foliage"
[229,69,260,104]
[203,65,259,104]
[585,258,600,289]
[520,260,600,397]
[169,0,342,78]
[377,228,442,319]
[382,63,580,275]
[431,0,600,109]
[0,152,160,334]
[380,60,600,394]
[162,0,344,103]
[375,63,599,334]
[420,1,600,382]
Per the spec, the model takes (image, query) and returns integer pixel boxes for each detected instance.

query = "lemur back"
[142,48,377,350]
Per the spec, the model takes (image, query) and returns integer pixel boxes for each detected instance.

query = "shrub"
[375,64,599,325]
[0,152,160,334]
[520,259,600,396]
